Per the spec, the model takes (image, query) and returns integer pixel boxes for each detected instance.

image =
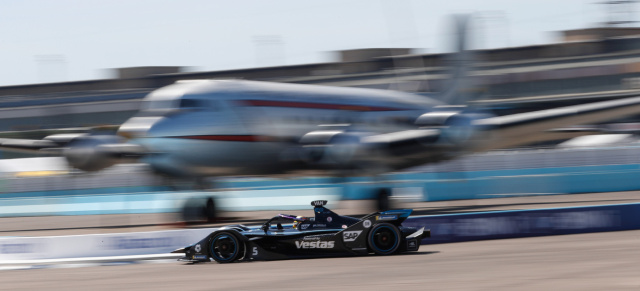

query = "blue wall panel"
[404,203,640,244]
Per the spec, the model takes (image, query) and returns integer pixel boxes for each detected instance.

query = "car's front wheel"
[209,232,244,263]
[367,223,401,255]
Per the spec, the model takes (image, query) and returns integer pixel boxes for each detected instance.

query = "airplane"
[2,15,640,221]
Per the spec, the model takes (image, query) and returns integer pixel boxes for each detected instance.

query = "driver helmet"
[293,216,307,229]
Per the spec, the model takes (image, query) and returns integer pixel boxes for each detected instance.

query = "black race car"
[172,200,430,263]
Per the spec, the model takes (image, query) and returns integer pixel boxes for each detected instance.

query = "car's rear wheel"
[209,232,244,263]
[367,223,401,255]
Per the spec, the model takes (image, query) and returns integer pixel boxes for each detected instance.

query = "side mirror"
[261,223,269,233]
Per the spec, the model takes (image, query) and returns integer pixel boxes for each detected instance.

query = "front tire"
[209,232,244,263]
[368,223,401,255]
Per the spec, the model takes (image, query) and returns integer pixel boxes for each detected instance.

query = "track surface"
[0,230,638,290]
[2,191,640,237]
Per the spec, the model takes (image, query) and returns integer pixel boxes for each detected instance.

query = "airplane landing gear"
[205,197,217,222]
[181,196,219,223]
[375,188,392,211]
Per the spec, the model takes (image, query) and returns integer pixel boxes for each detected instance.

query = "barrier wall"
[0,188,341,217]
[0,228,213,262]
[403,203,640,244]
[3,146,640,217]
[2,203,639,262]
[1,164,639,216]
[340,164,640,200]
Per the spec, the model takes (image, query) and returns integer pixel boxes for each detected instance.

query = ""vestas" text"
[295,241,335,249]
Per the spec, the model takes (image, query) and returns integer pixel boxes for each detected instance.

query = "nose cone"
[117,116,165,139]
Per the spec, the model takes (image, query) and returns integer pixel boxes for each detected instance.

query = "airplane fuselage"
[118,80,442,177]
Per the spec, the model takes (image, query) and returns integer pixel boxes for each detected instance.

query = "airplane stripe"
[168,135,262,142]
[240,100,405,111]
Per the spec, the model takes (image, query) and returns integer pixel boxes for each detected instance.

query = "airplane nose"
[117,116,165,139]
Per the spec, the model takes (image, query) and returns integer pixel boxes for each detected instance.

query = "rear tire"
[209,231,244,263]
[368,223,401,255]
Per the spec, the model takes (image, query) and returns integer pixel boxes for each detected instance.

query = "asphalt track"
[0,230,638,290]
[2,191,640,237]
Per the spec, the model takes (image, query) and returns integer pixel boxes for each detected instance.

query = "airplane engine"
[415,111,491,146]
[299,130,371,168]
[60,135,126,172]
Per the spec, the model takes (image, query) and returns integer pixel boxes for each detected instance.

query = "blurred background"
[1,1,640,288]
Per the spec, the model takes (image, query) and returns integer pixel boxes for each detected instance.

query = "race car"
[172,200,430,263]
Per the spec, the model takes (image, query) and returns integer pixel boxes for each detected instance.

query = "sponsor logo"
[193,255,208,260]
[377,215,397,221]
[343,230,362,242]
[407,240,417,250]
[315,224,327,228]
[311,200,326,206]
[303,236,320,241]
[300,224,310,230]
[295,240,335,249]
[327,216,333,223]
[194,244,201,252]
[363,220,372,228]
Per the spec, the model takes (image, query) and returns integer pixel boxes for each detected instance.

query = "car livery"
[172,200,430,263]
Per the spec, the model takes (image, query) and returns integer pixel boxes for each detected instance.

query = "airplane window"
[179,99,205,108]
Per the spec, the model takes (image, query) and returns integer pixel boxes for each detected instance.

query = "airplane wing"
[298,95,640,172]
[0,126,121,153]
[0,138,59,152]
[472,95,640,151]
[0,131,146,171]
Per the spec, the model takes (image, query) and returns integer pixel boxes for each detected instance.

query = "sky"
[0,0,626,86]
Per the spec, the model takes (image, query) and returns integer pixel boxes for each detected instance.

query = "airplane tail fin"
[435,14,482,105]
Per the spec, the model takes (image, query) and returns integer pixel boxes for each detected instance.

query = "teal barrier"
[0,187,342,217]
[336,164,640,200]
[421,165,640,201]
[0,186,173,199]
[1,163,640,216]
